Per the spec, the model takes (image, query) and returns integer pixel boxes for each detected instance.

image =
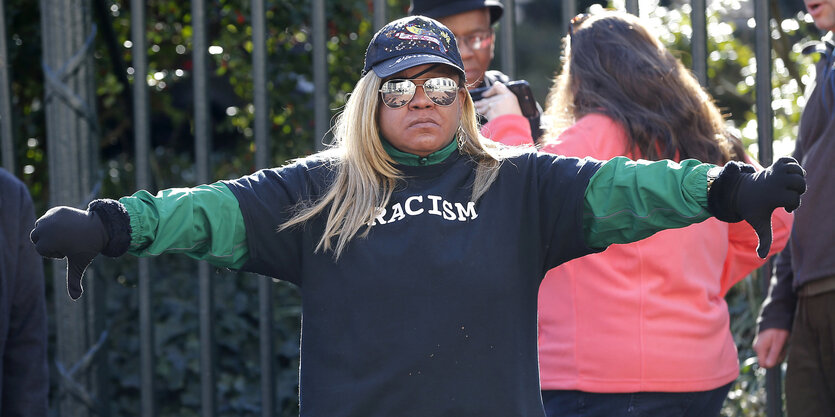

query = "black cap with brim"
[371,53,464,79]
[409,0,504,24]
[363,16,465,80]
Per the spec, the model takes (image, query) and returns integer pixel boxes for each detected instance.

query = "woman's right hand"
[30,206,110,300]
[473,82,523,121]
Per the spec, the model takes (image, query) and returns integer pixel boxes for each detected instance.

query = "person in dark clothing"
[754,0,835,414]
[410,0,544,142]
[0,168,48,417]
[31,16,805,417]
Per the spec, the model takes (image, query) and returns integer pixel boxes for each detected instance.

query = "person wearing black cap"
[30,15,806,417]
[410,0,544,143]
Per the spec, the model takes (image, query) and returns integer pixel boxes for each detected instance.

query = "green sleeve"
[119,182,249,269]
[583,156,715,248]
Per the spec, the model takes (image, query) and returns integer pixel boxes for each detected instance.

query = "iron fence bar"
[755,0,774,167]
[690,0,708,87]
[625,0,639,16]
[760,257,782,416]
[191,0,216,415]
[0,0,14,173]
[251,0,275,414]
[138,258,154,415]
[41,0,102,414]
[193,1,210,183]
[39,0,57,202]
[252,0,269,172]
[562,0,576,37]
[313,0,328,150]
[258,277,274,417]
[374,0,386,31]
[74,0,98,206]
[130,0,155,415]
[198,261,215,416]
[753,0,781,415]
[77,0,106,411]
[499,0,515,79]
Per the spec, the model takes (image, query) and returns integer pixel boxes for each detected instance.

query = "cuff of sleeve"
[757,303,795,333]
[88,198,132,257]
[706,161,749,222]
[119,194,150,252]
[682,162,714,209]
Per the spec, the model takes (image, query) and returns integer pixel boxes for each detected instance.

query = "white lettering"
[370,207,387,226]
[455,202,478,221]
[405,196,424,216]
[393,53,435,65]
[442,200,456,220]
[372,195,479,226]
[427,195,443,216]
[387,203,406,223]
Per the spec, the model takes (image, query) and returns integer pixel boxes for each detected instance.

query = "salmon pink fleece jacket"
[510,113,792,392]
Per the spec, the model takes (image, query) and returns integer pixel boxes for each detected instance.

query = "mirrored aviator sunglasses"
[379,77,459,109]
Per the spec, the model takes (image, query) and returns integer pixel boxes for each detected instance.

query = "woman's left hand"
[708,156,807,258]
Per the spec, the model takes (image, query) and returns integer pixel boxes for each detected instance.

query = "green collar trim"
[381,137,458,166]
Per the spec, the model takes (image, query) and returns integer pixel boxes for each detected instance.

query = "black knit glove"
[707,156,806,258]
[30,199,131,300]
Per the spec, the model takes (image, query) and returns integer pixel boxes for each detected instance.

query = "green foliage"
[96,0,377,184]
[96,255,302,416]
[5,0,47,207]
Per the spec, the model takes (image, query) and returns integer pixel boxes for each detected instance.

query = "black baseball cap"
[363,16,465,79]
[409,0,504,24]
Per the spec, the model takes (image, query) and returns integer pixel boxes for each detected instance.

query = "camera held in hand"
[470,80,540,119]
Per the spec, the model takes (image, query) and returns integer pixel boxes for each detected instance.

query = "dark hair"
[543,11,744,164]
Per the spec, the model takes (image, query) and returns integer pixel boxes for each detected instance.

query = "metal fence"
[0,0,783,416]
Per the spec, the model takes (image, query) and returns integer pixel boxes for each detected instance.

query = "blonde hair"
[280,71,523,259]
